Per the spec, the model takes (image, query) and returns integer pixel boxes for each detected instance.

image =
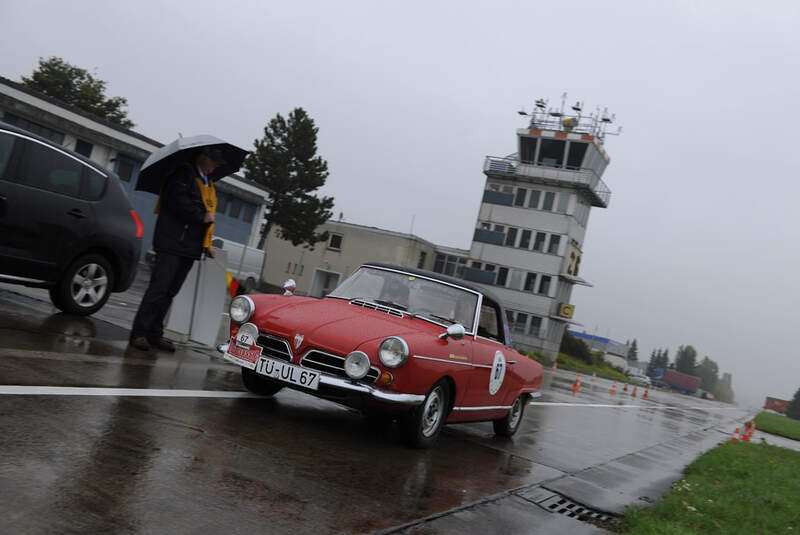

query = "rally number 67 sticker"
[489,351,507,395]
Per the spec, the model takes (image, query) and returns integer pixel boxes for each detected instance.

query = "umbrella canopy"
[135,135,248,194]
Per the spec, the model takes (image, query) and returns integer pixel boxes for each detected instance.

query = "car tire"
[401,380,450,448]
[493,394,526,437]
[49,254,114,316]
[241,367,284,396]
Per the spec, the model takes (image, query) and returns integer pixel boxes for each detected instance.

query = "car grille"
[349,299,403,318]
[301,350,380,383]
[256,334,293,363]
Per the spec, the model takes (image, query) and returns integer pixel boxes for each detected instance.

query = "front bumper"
[217,343,425,407]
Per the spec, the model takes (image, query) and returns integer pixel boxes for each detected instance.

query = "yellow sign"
[559,303,575,319]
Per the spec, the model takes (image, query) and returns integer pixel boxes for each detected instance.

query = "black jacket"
[152,164,209,259]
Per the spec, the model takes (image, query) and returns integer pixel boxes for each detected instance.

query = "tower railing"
[483,156,611,207]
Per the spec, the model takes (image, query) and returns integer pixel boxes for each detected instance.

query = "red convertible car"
[221,262,543,447]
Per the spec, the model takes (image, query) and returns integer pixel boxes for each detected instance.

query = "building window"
[513,312,528,333]
[533,232,547,252]
[480,222,491,230]
[542,191,555,211]
[74,139,93,158]
[566,141,588,169]
[115,154,141,183]
[242,203,255,223]
[2,113,65,145]
[496,267,509,287]
[229,199,242,219]
[417,251,427,269]
[548,235,561,254]
[538,275,551,295]
[514,188,527,206]
[484,264,496,272]
[537,139,565,167]
[504,227,518,247]
[519,229,532,249]
[529,316,543,336]
[520,137,538,163]
[528,189,541,209]
[557,193,570,213]
[328,233,343,251]
[216,193,228,213]
[493,224,505,233]
[488,183,500,192]
[501,185,513,194]
[524,272,537,292]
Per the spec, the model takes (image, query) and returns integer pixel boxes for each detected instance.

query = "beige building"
[261,220,451,298]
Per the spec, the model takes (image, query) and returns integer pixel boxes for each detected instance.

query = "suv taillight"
[130,210,143,238]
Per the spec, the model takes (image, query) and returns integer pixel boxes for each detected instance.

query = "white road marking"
[0,385,259,398]
[528,401,742,410]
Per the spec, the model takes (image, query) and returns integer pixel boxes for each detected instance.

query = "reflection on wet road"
[0,289,751,534]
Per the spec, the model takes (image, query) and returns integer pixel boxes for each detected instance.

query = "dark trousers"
[131,253,195,340]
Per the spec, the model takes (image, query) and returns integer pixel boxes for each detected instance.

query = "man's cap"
[200,146,226,165]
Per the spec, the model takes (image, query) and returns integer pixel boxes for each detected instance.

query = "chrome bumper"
[217,343,425,406]
[318,375,425,406]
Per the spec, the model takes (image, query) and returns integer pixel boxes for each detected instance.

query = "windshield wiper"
[414,311,455,325]
[372,299,408,311]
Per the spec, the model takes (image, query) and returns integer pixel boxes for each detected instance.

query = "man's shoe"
[130,337,151,351]
[149,337,177,352]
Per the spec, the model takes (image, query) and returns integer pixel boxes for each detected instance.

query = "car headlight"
[344,351,371,380]
[379,337,409,368]
[230,296,254,324]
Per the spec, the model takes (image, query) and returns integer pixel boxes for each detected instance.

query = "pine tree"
[674,345,698,375]
[627,339,638,361]
[244,108,334,250]
[787,387,800,421]
[21,57,133,127]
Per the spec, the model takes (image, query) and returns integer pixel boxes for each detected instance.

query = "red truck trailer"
[652,368,701,393]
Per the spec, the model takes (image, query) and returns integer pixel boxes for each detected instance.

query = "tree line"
[644,345,734,403]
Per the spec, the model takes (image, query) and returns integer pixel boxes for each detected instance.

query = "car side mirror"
[439,323,465,341]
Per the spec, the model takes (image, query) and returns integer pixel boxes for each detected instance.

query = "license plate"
[255,357,320,390]
[224,335,262,370]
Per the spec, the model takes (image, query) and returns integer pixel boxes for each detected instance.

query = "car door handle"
[67,208,86,219]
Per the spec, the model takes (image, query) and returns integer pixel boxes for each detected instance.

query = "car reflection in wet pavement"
[0,288,751,534]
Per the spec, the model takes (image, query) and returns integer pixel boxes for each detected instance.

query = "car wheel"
[493,394,526,437]
[402,380,450,448]
[241,367,283,396]
[49,254,114,316]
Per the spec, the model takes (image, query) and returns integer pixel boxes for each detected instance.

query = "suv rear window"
[16,139,84,197]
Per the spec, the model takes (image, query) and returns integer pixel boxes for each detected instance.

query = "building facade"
[0,76,268,260]
[261,220,441,298]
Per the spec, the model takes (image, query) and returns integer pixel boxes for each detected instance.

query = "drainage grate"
[518,489,614,523]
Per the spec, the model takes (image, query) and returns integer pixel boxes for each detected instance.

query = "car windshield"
[328,267,479,330]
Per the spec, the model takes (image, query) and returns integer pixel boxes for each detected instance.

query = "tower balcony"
[483,156,611,208]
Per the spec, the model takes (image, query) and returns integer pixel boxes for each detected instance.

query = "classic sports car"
[221,262,543,447]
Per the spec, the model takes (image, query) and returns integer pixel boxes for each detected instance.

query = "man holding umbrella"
[130,137,246,352]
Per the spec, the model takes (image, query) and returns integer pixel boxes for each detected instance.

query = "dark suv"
[0,123,141,315]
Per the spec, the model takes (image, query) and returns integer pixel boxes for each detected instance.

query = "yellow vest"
[154,164,217,250]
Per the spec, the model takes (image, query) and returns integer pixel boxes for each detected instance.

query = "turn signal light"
[231,326,240,337]
[130,210,144,238]
[379,372,393,385]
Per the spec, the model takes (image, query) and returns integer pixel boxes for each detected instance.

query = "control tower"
[464,95,619,357]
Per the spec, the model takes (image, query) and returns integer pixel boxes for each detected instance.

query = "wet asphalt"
[0,278,755,534]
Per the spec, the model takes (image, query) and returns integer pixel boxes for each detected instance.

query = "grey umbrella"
[135,135,248,194]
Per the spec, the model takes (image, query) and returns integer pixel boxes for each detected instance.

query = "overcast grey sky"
[2,1,798,407]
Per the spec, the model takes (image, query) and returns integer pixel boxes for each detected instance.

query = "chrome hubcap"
[70,263,108,307]
[421,386,444,437]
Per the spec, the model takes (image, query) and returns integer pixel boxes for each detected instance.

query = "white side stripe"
[0,385,259,398]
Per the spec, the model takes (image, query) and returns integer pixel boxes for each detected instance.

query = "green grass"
[617,442,800,534]
[755,411,800,441]
[526,352,628,382]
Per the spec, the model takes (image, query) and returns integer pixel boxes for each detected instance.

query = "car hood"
[249,295,439,355]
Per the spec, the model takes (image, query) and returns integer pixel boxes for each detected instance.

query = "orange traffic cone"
[552,361,557,372]
[571,378,581,395]
[631,385,638,398]
[742,421,755,442]
[592,372,596,382]
[577,372,581,382]
[729,427,740,442]
[642,387,649,400]
[610,381,617,395]
[623,382,629,392]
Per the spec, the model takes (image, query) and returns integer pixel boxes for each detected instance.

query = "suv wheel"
[49,254,114,316]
